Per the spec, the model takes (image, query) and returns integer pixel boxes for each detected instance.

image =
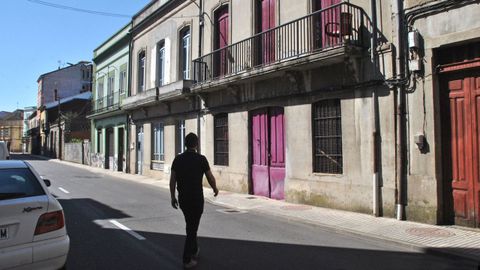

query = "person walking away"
[170,133,219,268]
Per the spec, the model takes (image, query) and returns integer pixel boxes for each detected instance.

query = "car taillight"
[35,210,65,235]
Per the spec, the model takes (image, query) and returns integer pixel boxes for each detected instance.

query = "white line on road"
[58,187,70,194]
[109,220,146,241]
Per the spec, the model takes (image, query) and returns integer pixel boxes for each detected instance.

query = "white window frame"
[152,123,165,161]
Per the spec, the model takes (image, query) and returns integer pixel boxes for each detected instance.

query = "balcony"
[88,91,123,117]
[121,80,193,111]
[193,2,369,88]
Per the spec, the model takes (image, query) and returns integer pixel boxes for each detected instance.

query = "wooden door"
[259,0,275,64]
[269,107,285,200]
[215,6,229,78]
[320,0,341,48]
[443,70,480,227]
[252,109,269,197]
[251,107,285,200]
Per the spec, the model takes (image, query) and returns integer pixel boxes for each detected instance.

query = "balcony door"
[214,5,229,78]
[256,0,275,65]
[314,0,341,48]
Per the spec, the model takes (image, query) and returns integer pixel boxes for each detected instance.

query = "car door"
[0,168,49,253]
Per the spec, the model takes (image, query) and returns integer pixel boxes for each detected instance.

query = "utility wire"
[26,0,131,18]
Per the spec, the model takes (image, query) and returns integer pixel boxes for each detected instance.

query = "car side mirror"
[43,179,51,187]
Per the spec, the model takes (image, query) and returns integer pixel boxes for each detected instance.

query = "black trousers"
[180,199,204,263]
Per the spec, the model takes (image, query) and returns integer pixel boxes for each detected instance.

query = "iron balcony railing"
[193,2,368,84]
[90,91,123,115]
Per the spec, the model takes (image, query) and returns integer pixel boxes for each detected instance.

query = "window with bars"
[214,114,229,166]
[152,123,165,161]
[312,99,343,174]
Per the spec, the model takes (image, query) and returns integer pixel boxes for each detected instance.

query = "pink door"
[252,108,285,200]
[260,0,275,64]
[215,6,229,77]
[317,0,341,48]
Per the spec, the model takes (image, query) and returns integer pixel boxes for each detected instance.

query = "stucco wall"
[402,3,480,223]
[131,1,200,96]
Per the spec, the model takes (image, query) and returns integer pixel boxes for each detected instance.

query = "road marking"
[109,220,146,241]
[58,187,70,194]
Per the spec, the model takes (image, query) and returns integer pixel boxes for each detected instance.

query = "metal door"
[444,70,480,227]
[251,107,285,199]
[136,126,144,175]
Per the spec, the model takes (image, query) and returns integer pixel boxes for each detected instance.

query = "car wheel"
[58,264,67,270]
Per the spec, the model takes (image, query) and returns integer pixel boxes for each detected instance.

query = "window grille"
[152,123,165,161]
[313,99,342,174]
[214,114,229,166]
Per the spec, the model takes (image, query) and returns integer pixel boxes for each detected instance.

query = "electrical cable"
[26,0,131,18]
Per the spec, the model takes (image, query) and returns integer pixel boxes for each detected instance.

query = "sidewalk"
[43,157,480,265]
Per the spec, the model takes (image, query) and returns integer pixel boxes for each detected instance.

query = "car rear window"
[0,168,45,200]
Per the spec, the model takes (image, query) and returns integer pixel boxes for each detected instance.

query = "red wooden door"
[252,108,285,200]
[446,70,480,227]
[260,0,275,64]
[215,7,229,77]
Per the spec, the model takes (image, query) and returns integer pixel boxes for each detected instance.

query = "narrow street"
[12,155,476,270]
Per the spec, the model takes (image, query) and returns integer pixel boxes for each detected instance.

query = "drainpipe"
[395,0,406,220]
[371,0,380,217]
[196,0,204,154]
[126,29,133,174]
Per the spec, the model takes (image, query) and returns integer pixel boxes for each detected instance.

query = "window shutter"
[164,38,171,85]
[150,45,156,89]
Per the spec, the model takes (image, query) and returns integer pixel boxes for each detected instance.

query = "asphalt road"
[14,155,478,270]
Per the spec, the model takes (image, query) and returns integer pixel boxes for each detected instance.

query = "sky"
[0,0,150,112]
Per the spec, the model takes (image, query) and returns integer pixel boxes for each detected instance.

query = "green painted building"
[87,23,131,172]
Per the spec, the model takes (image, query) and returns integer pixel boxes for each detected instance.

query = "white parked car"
[0,142,9,160]
[0,160,69,270]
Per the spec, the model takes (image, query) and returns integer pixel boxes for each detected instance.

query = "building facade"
[398,0,480,227]
[22,106,36,153]
[37,61,92,156]
[44,92,92,159]
[88,24,131,172]
[119,0,480,228]
[0,110,24,152]
[123,0,200,178]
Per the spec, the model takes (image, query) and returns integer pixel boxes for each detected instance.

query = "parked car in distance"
[0,160,69,270]
[0,142,9,160]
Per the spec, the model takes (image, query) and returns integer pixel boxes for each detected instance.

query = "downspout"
[126,29,133,174]
[395,0,406,220]
[196,0,204,154]
[371,0,380,217]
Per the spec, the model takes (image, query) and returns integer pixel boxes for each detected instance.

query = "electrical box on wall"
[409,59,422,72]
[408,31,420,49]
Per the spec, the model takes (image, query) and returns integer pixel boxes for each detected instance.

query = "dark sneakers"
[183,259,197,269]
[193,248,200,260]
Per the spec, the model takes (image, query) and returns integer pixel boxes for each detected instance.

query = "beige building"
[0,110,24,152]
[124,0,480,228]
